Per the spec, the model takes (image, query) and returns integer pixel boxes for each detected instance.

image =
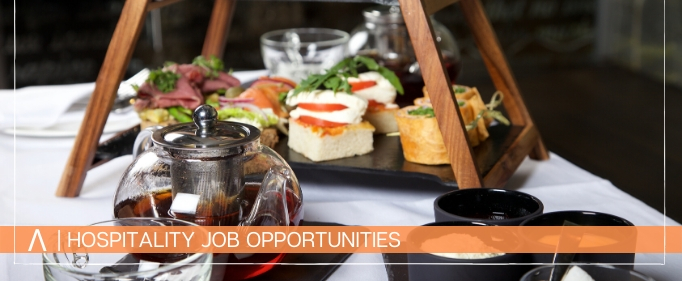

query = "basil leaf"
[291,55,401,96]
[354,56,379,71]
[378,66,404,95]
[323,76,341,91]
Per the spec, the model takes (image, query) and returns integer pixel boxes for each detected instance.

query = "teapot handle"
[241,165,293,227]
[132,125,163,158]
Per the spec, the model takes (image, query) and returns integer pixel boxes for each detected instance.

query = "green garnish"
[278,92,288,103]
[465,91,510,131]
[192,55,224,78]
[454,85,467,94]
[408,106,435,118]
[168,106,192,123]
[131,84,140,92]
[217,107,278,128]
[292,56,404,96]
[146,68,181,93]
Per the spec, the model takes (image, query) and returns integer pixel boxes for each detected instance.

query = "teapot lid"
[363,5,404,24]
[151,105,260,158]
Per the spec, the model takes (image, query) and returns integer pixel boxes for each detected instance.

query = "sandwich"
[215,76,296,148]
[347,71,403,133]
[396,85,509,165]
[286,89,373,162]
[395,102,473,165]
[133,56,240,129]
[284,56,402,161]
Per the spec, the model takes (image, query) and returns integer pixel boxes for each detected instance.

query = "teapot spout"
[241,165,292,227]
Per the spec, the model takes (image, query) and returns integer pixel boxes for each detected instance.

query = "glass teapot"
[348,5,462,105]
[113,105,303,229]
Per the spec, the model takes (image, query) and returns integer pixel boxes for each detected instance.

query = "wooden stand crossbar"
[56,0,548,197]
[398,0,548,189]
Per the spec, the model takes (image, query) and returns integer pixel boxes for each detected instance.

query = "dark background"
[3,0,677,222]
[3,0,597,88]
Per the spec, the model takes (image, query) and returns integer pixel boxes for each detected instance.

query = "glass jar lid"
[151,105,260,158]
[363,5,404,24]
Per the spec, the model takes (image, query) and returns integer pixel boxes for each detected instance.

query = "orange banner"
[1,226,680,254]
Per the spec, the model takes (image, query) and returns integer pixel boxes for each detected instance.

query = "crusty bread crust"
[259,127,279,149]
[287,119,374,162]
[364,108,399,134]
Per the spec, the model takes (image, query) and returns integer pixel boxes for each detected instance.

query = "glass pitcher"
[113,105,303,281]
[349,5,462,105]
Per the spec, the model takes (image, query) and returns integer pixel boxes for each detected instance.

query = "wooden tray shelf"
[56,0,548,197]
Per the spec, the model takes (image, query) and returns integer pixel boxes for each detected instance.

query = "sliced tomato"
[349,80,377,92]
[298,116,347,127]
[297,103,348,112]
[367,99,386,113]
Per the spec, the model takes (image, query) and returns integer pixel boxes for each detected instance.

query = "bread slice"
[259,127,279,149]
[363,108,399,134]
[287,119,375,162]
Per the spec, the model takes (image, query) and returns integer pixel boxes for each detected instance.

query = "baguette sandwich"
[134,56,240,129]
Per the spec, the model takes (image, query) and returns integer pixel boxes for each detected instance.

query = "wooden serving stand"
[55,0,548,197]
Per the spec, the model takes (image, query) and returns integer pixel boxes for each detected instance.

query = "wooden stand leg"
[202,0,237,59]
[529,136,550,160]
[458,0,549,159]
[399,0,483,189]
[55,0,149,197]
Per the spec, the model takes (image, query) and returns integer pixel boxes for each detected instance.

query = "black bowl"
[434,188,544,226]
[519,211,636,269]
[520,265,655,281]
[406,221,532,281]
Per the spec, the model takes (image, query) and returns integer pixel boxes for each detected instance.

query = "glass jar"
[349,5,462,106]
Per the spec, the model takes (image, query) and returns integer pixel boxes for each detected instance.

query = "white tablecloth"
[0,89,679,280]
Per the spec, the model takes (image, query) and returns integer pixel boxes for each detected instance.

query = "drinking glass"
[42,218,212,281]
[260,28,349,83]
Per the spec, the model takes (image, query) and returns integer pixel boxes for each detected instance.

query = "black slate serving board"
[94,123,518,188]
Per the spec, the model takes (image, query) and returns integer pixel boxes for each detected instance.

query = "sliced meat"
[174,64,206,86]
[201,72,241,94]
[134,75,204,111]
